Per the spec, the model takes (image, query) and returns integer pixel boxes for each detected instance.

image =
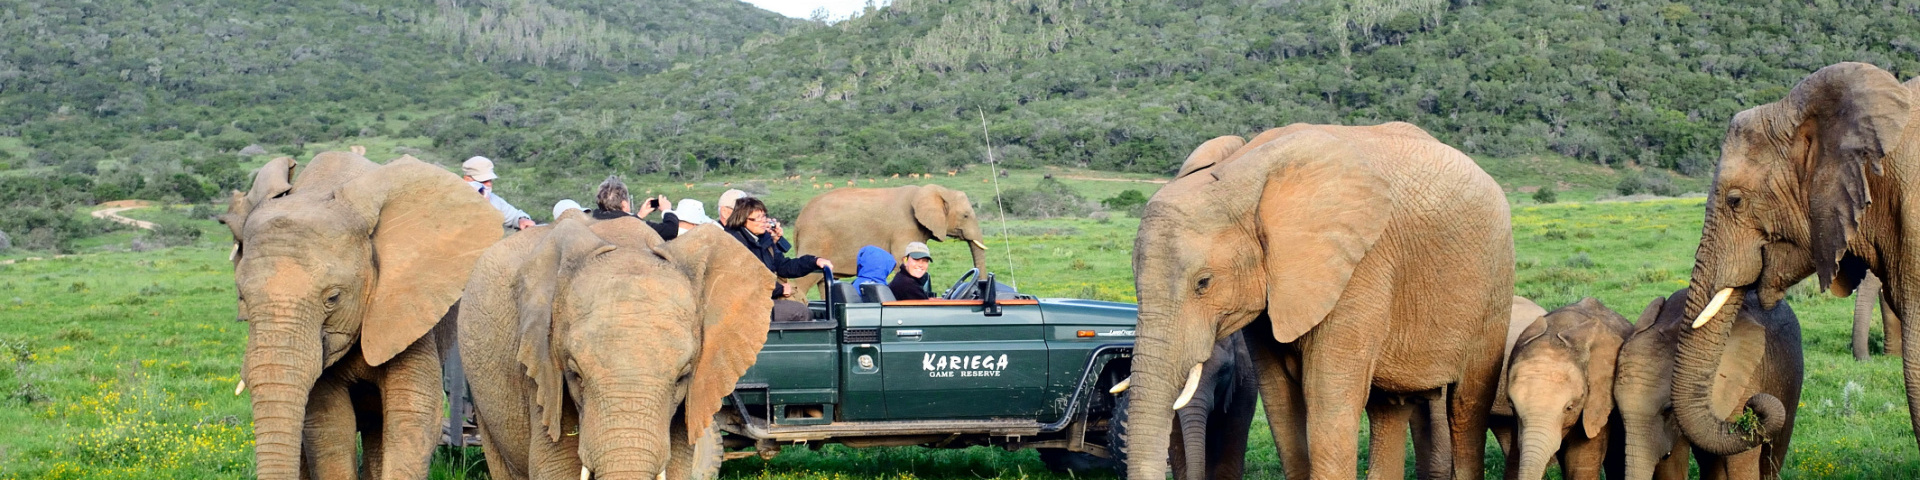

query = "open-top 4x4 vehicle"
[718,268,1138,471]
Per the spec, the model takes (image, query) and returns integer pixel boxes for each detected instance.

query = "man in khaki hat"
[888,241,935,300]
[462,156,534,230]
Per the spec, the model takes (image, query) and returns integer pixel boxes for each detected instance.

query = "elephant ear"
[1581,305,1632,439]
[218,157,298,252]
[1709,304,1770,420]
[913,185,951,237]
[1175,135,1247,179]
[659,225,777,445]
[1633,295,1666,335]
[1786,62,1913,295]
[337,154,505,365]
[516,218,615,441]
[1220,130,1392,343]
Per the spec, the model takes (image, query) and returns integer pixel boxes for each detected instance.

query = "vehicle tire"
[668,420,726,480]
[1038,448,1121,474]
[1107,389,1132,474]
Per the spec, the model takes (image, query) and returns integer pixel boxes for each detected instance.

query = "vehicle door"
[878,299,1048,419]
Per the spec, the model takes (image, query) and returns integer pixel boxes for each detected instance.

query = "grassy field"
[2,167,1917,478]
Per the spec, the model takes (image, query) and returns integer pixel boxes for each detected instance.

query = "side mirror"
[981,273,1001,317]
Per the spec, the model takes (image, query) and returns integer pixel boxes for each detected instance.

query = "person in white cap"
[888,241,935,300]
[670,199,715,235]
[718,189,789,254]
[550,199,584,223]
[462,156,534,230]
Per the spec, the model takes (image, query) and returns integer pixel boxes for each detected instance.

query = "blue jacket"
[854,246,896,287]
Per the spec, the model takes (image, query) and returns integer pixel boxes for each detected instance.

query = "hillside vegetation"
[422,0,1920,180]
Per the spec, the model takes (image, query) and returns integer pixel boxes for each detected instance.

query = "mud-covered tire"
[1108,389,1132,473]
[668,420,725,480]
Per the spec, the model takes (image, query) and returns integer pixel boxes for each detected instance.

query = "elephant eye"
[323,288,343,310]
[1195,276,1212,295]
[1725,190,1744,210]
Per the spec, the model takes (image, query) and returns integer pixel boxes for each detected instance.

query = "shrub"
[1102,189,1149,217]
[1617,169,1681,196]
[995,178,1090,218]
[138,223,203,249]
[1531,186,1558,204]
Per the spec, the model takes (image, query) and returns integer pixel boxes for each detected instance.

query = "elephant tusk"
[580,467,590,480]
[1109,376,1131,394]
[229,244,239,262]
[1690,288,1734,329]
[1172,363,1204,410]
[970,239,989,250]
[234,379,246,395]
[656,471,665,480]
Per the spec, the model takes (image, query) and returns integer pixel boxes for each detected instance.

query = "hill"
[417,0,1920,181]
[0,0,802,248]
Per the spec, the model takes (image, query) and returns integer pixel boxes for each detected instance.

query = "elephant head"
[228,152,501,478]
[912,184,988,272]
[517,219,774,479]
[1504,298,1630,480]
[1681,62,1912,454]
[1129,127,1393,479]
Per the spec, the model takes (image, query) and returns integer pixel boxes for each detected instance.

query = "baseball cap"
[903,242,932,261]
[717,189,748,210]
[462,156,498,182]
[672,199,715,225]
[551,199,583,220]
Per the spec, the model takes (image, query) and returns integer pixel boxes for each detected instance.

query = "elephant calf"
[1614,289,1802,480]
[460,214,776,480]
[1492,298,1631,480]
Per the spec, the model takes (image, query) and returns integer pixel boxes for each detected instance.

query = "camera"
[767,217,780,229]
[645,197,661,210]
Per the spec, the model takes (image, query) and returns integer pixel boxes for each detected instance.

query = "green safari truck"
[718,269,1137,471]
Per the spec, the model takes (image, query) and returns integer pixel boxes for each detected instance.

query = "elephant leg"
[303,375,358,480]
[1561,426,1608,480]
[1696,449,1731,480]
[527,402,583,480]
[1246,327,1308,480]
[1446,329,1501,480]
[1885,297,1904,356]
[475,411,529,480]
[1298,323,1382,479]
[378,336,445,479]
[1897,293,1920,455]
[1363,394,1409,480]
[1413,389,1451,480]
[1653,435,1691,480]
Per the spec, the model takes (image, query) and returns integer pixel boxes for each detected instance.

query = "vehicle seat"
[829,282,864,304]
[859,283,896,303]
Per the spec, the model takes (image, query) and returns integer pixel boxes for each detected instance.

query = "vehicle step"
[756,418,1043,440]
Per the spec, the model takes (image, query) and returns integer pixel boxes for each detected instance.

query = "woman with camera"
[725,197,832,323]
[590,176,681,241]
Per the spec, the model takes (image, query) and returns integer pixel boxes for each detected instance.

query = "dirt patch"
[1054,175,1169,185]
[98,200,155,209]
[92,202,158,230]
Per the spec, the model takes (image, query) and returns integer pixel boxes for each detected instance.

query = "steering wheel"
[943,268,980,300]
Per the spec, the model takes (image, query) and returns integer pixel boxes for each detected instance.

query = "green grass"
[2,175,1917,478]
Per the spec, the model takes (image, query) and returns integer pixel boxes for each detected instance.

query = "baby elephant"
[1613,289,1802,480]
[1499,298,1632,480]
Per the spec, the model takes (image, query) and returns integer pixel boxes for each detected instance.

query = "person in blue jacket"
[853,245,896,299]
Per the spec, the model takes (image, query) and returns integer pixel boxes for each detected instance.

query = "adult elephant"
[221,152,501,479]
[1128,122,1514,479]
[1618,289,1802,480]
[460,214,774,480]
[789,185,988,297]
[1678,61,1920,455]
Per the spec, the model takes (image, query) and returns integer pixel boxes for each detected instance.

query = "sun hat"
[461,156,498,182]
[551,199,583,220]
[903,242,933,261]
[672,199,715,225]
[717,189,748,210]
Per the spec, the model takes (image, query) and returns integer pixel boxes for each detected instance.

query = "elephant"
[459,213,775,480]
[1616,289,1802,480]
[219,152,502,479]
[1114,331,1260,480]
[1852,271,1903,360]
[1490,298,1631,480]
[789,185,988,297]
[1677,61,1918,455]
[1127,122,1515,479]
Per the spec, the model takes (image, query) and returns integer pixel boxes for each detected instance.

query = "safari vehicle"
[716,268,1138,471]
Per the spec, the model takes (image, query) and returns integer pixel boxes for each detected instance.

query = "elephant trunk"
[1674,288,1782,455]
[243,306,325,480]
[1173,402,1212,480]
[1512,418,1561,480]
[580,390,674,479]
[1123,311,1209,480]
[1616,418,1665,480]
[966,238,987,274]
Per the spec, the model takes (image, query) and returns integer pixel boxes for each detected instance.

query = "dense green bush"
[1532,187,1558,204]
[1617,169,1683,197]
[1101,189,1149,217]
[995,178,1090,219]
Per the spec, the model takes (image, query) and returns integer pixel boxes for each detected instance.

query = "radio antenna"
[979,108,1017,288]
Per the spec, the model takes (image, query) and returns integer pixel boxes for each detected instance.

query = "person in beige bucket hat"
[461,156,533,230]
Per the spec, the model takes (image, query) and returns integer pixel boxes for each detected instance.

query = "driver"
[888,242,934,300]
